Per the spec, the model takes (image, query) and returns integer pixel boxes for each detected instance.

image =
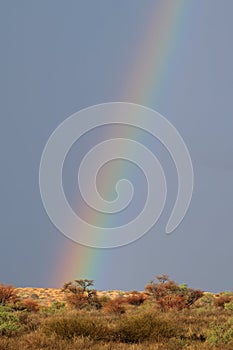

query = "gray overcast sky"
[0,0,233,292]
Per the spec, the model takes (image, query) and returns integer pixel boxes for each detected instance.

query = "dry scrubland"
[0,275,233,349]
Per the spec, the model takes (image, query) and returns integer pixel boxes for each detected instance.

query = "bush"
[44,313,111,341]
[65,292,89,309]
[115,312,178,343]
[0,310,22,336]
[207,319,233,345]
[194,293,215,309]
[157,295,187,312]
[104,297,126,315]
[97,295,111,307]
[185,289,204,306]
[214,295,233,309]
[41,301,66,315]
[224,300,233,311]
[124,293,147,306]
[220,291,233,297]
[0,284,18,306]
[12,299,40,312]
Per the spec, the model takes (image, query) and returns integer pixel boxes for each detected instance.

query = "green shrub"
[41,301,66,315]
[194,293,215,309]
[207,319,233,345]
[220,291,233,297]
[0,305,12,313]
[0,310,22,336]
[224,300,233,311]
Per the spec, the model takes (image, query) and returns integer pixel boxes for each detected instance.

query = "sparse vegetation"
[0,276,232,349]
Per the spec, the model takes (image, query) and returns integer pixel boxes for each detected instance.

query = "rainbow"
[52,1,192,289]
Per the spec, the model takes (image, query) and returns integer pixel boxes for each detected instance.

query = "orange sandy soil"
[16,288,139,307]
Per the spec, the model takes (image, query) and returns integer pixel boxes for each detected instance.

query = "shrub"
[185,288,204,306]
[194,293,215,309]
[44,314,111,341]
[0,284,18,306]
[65,292,89,309]
[104,297,126,315]
[0,310,22,336]
[0,305,12,313]
[224,300,233,311]
[18,312,42,332]
[207,319,233,345]
[115,312,178,343]
[41,301,66,315]
[156,294,187,312]
[124,293,147,306]
[12,299,40,312]
[97,295,111,307]
[214,295,233,309]
[220,291,233,297]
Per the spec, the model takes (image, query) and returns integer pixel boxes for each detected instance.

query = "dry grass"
[0,307,233,350]
[16,288,145,306]
[0,278,229,349]
[16,288,65,306]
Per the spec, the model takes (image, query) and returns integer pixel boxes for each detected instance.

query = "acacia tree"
[145,275,179,300]
[145,275,203,311]
[62,279,101,309]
